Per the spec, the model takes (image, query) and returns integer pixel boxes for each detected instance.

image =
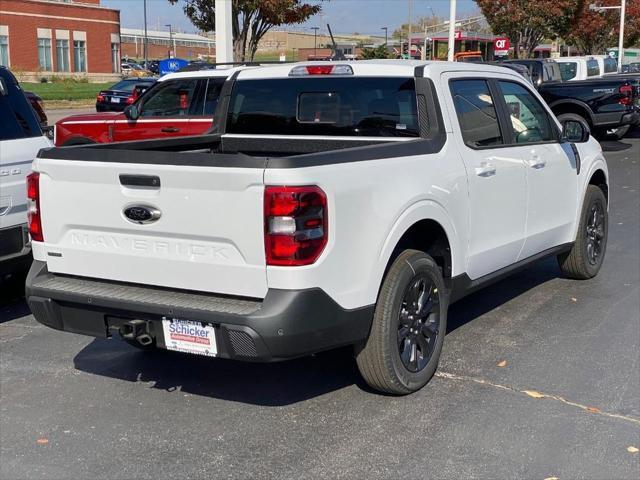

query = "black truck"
[505,59,640,139]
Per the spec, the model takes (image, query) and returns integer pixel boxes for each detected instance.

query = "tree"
[168,0,323,61]
[564,0,640,54]
[476,0,582,58]
[360,44,391,60]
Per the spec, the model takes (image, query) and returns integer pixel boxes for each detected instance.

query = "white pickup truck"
[26,61,609,394]
[0,67,51,284]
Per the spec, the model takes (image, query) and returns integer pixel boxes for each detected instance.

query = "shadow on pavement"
[72,257,562,406]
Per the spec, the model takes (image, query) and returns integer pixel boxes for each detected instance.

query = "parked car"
[556,56,603,81]
[0,67,51,283]
[95,78,156,112]
[56,69,234,146]
[121,62,151,78]
[490,61,534,84]
[507,58,640,139]
[621,63,640,74]
[27,61,609,395]
[502,58,563,87]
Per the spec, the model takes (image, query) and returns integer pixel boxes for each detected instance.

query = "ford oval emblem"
[123,205,162,225]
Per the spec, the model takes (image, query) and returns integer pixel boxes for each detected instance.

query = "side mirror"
[561,118,590,143]
[124,104,139,121]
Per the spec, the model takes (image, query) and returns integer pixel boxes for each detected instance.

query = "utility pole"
[215,0,234,63]
[382,26,388,46]
[165,24,173,58]
[407,0,412,59]
[143,0,148,66]
[447,0,457,61]
[589,1,626,71]
[312,26,319,58]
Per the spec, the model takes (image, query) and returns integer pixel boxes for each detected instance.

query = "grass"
[22,82,114,101]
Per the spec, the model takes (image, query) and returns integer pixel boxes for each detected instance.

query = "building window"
[38,38,52,71]
[56,39,70,72]
[74,40,86,72]
[0,35,8,67]
[111,43,120,73]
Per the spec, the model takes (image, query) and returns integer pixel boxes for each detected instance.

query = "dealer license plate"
[111,97,121,104]
[161,318,217,357]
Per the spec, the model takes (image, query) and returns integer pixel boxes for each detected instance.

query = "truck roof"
[159,65,249,82]
[235,60,524,80]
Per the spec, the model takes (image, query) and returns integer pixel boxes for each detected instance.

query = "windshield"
[558,62,577,81]
[226,77,419,137]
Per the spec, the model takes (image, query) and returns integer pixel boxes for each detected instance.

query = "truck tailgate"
[35,158,267,298]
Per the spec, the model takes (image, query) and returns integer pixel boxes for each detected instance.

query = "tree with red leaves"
[168,0,323,61]
[565,0,640,55]
[476,0,582,58]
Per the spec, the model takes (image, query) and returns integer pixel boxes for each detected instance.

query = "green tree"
[564,0,640,54]
[360,44,391,59]
[168,0,323,61]
[476,0,583,58]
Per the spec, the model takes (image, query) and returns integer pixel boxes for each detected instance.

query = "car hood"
[57,111,125,124]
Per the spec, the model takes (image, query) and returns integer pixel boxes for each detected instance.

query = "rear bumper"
[592,109,639,128]
[96,103,125,112]
[25,261,373,362]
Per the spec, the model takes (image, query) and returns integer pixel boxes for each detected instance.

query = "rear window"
[226,77,419,137]
[110,80,151,92]
[0,71,42,141]
[558,62,577,81]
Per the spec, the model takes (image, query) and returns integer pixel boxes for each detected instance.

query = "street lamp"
[143,0,148,66]
[165,24,173,59]
[590,1,626,72]
[311,26,319,58]
[382,26,388,46]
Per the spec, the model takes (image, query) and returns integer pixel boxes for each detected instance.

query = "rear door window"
[226,77,419,137]
[449,79,503,147]
[139,79,200,117]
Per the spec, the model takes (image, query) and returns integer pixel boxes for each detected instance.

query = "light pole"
[311,26,319,58]
[447,0,457,61]
[407,0,412,59]
[165,24,173,59]
[590,1,626,71]
[143,0,148,66]
[382,26,388,46]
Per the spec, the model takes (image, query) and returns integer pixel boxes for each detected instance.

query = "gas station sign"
[494,37,510,56]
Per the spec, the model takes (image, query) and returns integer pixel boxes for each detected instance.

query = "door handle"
[526,155,546,169]
[161,127,180,133]
[475,162,496,177]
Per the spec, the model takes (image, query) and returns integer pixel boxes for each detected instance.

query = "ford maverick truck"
[26,61,609,394]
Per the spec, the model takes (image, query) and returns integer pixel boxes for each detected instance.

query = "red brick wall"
[1,0,120,74]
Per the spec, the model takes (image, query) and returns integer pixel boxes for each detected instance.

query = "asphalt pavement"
[1,131,639,479]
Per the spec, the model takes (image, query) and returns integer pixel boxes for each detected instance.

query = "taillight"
[619,84,633,105]
[126,95,135,104]
[264,186,327,266]
[96,93,105,103]
[27,172,43,242]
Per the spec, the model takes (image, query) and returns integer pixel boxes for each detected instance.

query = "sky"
[102,0,479,36]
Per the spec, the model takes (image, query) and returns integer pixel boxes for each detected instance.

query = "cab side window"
[497,81,556,144]
[139,79,199,117]
[450,79,503,147]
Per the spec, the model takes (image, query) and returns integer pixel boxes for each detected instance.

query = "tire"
[558,185,608,279]
[356,250,448,395]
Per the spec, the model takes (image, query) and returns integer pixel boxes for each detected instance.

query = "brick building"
[120,28,215,61]
[0,0,121,82]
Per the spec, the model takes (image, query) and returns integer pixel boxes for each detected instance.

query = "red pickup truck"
[54,69,235,146]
